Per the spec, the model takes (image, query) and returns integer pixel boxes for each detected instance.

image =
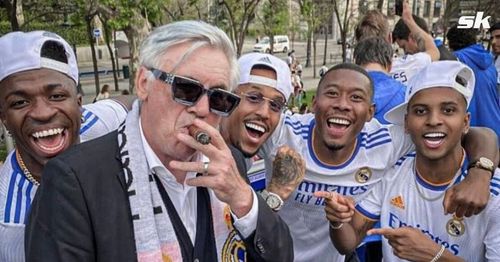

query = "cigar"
[189,126,211,145]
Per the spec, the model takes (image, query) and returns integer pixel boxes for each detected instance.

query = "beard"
[324,141,345,151]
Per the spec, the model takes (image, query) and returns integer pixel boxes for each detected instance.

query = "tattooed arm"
[402,1,439,61]
[267,146,306,201]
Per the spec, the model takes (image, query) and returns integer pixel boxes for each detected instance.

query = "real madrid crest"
[446,215,465,237]
[355,167,372,184]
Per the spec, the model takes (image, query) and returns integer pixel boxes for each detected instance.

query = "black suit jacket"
[25,131,293,262]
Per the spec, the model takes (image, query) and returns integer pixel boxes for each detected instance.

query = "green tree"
[257,0,289,54]
[219,0,261,57]
[99,0,162,93]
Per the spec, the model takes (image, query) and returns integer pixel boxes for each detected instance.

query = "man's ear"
[404,114,409,134]
[136,67,151,101]
[77,93,82,107]
[463,112,471,135]
[366,103,375,122]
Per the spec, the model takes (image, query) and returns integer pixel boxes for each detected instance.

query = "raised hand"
[314,191,355,224]
[170,118,253,218]
[267,145,306,201]
[368,227,448,261]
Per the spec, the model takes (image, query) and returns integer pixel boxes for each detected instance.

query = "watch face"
[479,157,494,169]
[267,195,282,209]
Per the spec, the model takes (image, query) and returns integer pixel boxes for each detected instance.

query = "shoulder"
[57,131,119,170]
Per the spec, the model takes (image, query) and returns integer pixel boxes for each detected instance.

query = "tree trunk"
[313,34,317,78]
[305,29,312,67]
[4,0,20,31]
[322,25,328,66]
[85,16,100,96]
[101,19,119,92]
[123,10,150,93]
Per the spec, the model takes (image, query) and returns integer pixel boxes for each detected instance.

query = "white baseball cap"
[384,61,475,125]
[0,31,78,83]
[238,53,293,102]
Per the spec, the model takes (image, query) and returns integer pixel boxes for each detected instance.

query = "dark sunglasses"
[149,68,240,117]
[240,91,286,113]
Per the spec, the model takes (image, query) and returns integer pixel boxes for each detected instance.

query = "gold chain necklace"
[413,153,464,202]
[16,150,40,186]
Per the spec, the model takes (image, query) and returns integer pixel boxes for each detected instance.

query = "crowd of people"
[0,1,499,262]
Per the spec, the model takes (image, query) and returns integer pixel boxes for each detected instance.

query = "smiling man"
[318,61,500,261]
[222,53,291,158]
[221,53,305,211]
[0,31,128,261]
[259,62,498,262]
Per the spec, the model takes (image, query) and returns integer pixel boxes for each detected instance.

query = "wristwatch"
[468,157,495,175]
[260,190,284,211]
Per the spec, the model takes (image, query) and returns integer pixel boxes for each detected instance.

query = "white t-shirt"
[390,52,432,85]
[260,113,414,262]
[357,154,500,261]
[0,99,127,262]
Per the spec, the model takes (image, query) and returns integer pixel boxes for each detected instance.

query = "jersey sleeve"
[80,100,128,141]
[386,124,415,165]
[483,170,500,260]
[259,113,289,158]
[355,177,385,221]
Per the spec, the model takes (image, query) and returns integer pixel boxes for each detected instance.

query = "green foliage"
[0,21,87,45]
[260,0,289,36]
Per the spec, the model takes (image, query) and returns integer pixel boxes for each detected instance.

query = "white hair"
[139,20,239,91]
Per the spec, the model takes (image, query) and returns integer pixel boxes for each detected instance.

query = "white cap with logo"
[0,31,78,83]
[238,53,293,102]
[384,61,475,125]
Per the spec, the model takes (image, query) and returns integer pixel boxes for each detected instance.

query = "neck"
[415,147,464,184]
[312,127,356,166]
[362,63,389,73]
[16,149,43,182]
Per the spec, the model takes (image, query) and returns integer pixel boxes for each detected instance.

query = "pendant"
[446,215,465,237]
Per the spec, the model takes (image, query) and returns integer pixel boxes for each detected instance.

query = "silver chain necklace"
[16,150,41,186]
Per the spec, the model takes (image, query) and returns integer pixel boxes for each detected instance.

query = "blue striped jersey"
[357,155,500,261]
[0,99,127,262]
[259,113,414,262]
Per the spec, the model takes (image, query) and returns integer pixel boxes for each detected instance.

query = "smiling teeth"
[424,132,445,138]
[245,123,265,133]
[328,118,350,126]
[32,128,64,138]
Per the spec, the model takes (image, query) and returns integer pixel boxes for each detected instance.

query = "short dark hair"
[354,37,393,69]
[446,24,477,51]
[489,22,500,33]
[392,15,429,41]
[355,10,390,42]
[318,63,374,101]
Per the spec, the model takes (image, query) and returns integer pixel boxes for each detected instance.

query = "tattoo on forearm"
[272,149,305,185]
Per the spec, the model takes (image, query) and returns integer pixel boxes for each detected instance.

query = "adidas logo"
[390,195,405,209]
[258,56,272,65]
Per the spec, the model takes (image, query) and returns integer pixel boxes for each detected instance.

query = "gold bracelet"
[329,222,344,230]
[430,245,445,262]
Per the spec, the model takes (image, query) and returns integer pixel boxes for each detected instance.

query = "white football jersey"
[390,52,432,85]
[0,99,127,262]
[357,155,500,261]
[260,113,414,262]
